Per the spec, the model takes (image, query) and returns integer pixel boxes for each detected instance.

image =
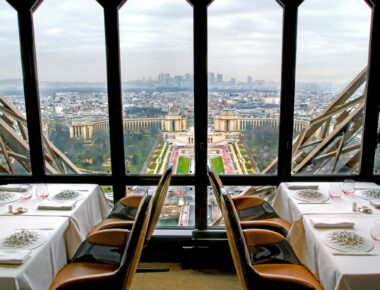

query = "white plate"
[357,188,380,201]
[320,230,374,253]
[291,189,329,202]
[0,230,49,250]
[0,192,19,205]
[52,190,84,201]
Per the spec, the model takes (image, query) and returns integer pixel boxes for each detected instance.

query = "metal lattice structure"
[264,67,370,175]
[0,94,81,174]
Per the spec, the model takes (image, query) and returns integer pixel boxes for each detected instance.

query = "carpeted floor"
[131,262,241,290]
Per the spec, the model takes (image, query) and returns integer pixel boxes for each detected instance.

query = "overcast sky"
[0,0,372,83]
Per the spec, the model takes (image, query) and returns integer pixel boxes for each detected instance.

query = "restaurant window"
[120,0,194,175]
[0,1,31,175]
[34,0,111,175]
[208,0,282,176]
[126,185,195,228]
[292,0,371,175]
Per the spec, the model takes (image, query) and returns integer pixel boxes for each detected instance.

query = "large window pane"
[34,0,110,174]
[208,0,282,175]
[0,2,31,175]
[120,1,194,175]
[126,185,194,228]
[292,0,371,175]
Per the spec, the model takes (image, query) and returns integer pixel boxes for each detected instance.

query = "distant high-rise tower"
[216,74,223,83]
[247,75,252,83]
[208,72,215,85]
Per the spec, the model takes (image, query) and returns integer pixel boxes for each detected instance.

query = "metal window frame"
[2,0,379,236]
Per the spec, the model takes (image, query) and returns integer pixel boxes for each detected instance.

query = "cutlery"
[332,252,377,256]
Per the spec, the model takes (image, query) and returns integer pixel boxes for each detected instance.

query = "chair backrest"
[207,166,257,289]
[220,188,260,290]
[115,191,153,289]
[146,164,173,240]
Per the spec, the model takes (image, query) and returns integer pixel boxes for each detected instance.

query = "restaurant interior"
[0,0,380,289]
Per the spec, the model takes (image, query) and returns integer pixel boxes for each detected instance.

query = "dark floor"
[131,262,241,290]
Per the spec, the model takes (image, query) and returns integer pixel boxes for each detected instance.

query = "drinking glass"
[36,184,49,200]
[370,221,380,242]
[342,179,355,195]
[19,184,33,200]
[328,183,342,199]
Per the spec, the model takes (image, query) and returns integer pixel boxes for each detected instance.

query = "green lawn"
[177,156,190,174]
[211,156,225,174]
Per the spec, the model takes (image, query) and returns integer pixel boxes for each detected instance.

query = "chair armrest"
[86,229,129,247]
[120,195,143,208]
[243,229,284,247]
[232,196,265,210]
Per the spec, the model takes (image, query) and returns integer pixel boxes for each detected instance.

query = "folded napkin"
[0,250,31,265]
[0,184,30,192]
[286,184,319,190]
[370,200,380,209]
[37,200,76,210]
[310,218,355,228]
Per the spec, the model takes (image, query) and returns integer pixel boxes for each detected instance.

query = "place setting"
[291,187,330,204]
[0,228,50,265]
[36,185,82,211]
[310,215,380,256]
[0,184,33,205]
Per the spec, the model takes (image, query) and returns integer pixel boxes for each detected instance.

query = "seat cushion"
[253,263,323,290]
[49,262,118,290]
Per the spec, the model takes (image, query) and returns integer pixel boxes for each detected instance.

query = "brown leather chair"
[207,166,291,236]
[71,165,173,265]
[215,186,323,290]
[88,164,173,235]
[49,190,153,290]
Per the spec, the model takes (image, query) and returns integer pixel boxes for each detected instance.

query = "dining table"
[0,183,112,290]
[273,182,380,290]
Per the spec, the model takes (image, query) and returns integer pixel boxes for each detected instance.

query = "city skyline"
[0,0,371,83]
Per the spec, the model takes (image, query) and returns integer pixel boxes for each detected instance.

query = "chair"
[207,166,291,236]
[71,165,173,265]
[90,164,173,235]
[49,190,153,290]
[215,186,323,290]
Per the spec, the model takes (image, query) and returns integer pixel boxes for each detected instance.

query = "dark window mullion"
[276,0,303,181]
[360,0,379,179]
[6,0,45,178]
[97,0,127,202]
[188,0,212,231]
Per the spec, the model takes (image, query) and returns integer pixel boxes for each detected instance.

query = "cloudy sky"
[0,0,372,83]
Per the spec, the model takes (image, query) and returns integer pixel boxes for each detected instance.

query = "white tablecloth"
[273,182,380,290]
[288,214,380,290]
[0,216,69,290]
[0,184,111,258]
[273,182,380,224]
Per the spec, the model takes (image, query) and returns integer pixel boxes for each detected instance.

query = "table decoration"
[357,188,380,201]
[53,189,83,201]
[321,230,374,252]
[0,192,19,205]
[0,230,49,250]
[291,189,329,202]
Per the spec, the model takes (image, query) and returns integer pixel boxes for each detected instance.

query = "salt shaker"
[352,201,357,212]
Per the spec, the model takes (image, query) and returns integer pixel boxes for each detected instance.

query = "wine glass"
[370,221,380,242]
[342,179,355,196]
[36,184,49,200]
[19,184,33,200]
[328,183,342,199]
